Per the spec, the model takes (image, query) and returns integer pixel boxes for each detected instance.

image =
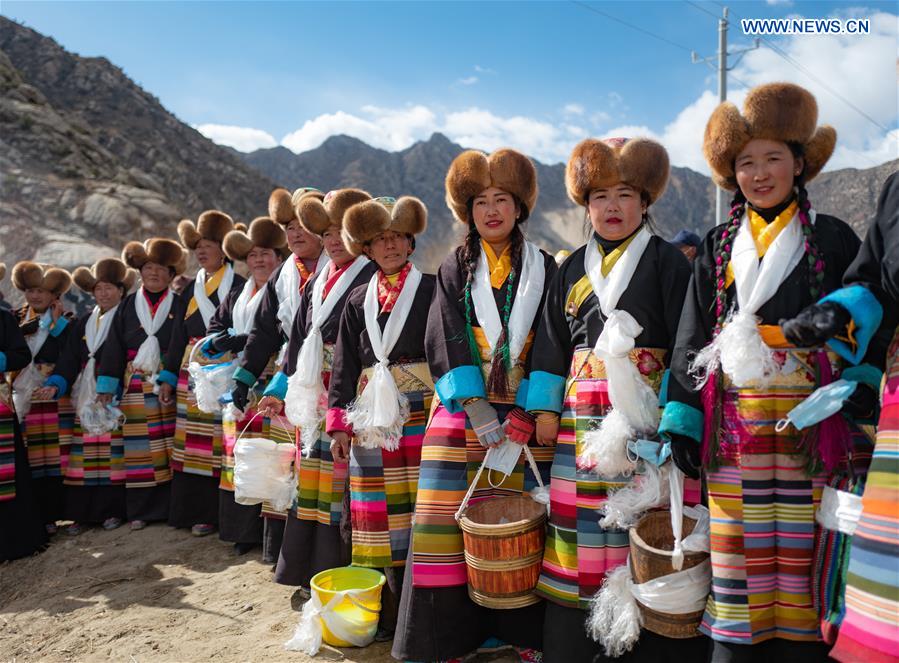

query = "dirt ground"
[0,524,517,662]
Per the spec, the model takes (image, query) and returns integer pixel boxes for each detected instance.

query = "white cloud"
[563,103,585,116]
[766,0,793,5]
[457,75,479,86]
[194,123,277,152]
[474,65,496,75]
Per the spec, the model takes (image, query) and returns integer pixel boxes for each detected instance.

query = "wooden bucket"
[459,494,547,609]
[628,510,709,638]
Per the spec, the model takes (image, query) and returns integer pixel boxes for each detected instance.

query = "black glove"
[231,382,250,412]
[668,434,701,480]
[210,330,247,354]
[780,302,851,348]
[842,383,878,420]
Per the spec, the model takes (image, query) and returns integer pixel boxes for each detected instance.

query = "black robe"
[14,306,72,367]
[328,272,436,412]
[669,213,866,410]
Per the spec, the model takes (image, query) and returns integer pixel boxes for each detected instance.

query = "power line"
[684,1,720,20]
[569,1,694,53]
[723,5,891,134]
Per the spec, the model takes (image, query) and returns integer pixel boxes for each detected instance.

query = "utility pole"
[692,6,760,226]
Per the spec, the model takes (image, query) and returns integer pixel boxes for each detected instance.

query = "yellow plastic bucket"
[310,566,386,647]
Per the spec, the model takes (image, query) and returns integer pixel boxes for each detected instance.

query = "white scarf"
[276,256,329,332]
[471,240,545,365]
[193,263,234,328]
[346,266,422,451]
[232,278,266,337]
[12,309,54,419]
[72,304,118,418]
[132,287,174,381]
[285,256,370,455]
[581,227,659,477]
[691,208,813,388]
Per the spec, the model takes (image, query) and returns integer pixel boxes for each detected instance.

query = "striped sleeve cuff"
[525,371,566,414]
[434,365,486,414]
[658,400,704,444]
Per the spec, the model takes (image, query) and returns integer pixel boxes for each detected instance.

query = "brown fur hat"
[122,238,187,275]
[177,210,235,250]
[297,188,372,236]
[0,263,5,283]
[11,261,72,296]
[342,196,428,257]
[566,137,670,206]
[73,257,137,292]
[445,148,538,224]
[224,217,288,262]
[704,82,836,190]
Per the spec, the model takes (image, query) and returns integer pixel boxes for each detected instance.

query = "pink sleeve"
[326,407,353,436]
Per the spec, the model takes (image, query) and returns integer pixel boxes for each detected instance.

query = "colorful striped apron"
[119,361,175,488]
[700,346,846,645]
[0,381,16,502]
[171,339,224,478]
[831,327,899,662]
[24,363,67,480]
[350,361,433,569]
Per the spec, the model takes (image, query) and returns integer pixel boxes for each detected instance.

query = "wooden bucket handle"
[454,444,544,522]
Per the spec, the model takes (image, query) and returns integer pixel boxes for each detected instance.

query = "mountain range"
[1,16,895,303]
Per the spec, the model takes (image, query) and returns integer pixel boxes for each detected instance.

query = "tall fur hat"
[223,217,288,262]
[342,196,428,257]
[445,148,538,224]
[566,137,670,206]
[269,187,325,226]
[177,210,235,250]
[0,263,5,283]
[296,188,372,236]
[122,238,188,275]
[703,82,836,191]
[73,257,138,292]
[11,261,72,296]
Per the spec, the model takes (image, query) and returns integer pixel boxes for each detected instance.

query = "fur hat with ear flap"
[342,196,428,257]
[296,188,372,236]
[445,148,538,224]
[11,261,73,296]
[122,238,188,275]
[73,257,135,292]
[177,210,235,250]
[223,217,288,262]
[703,81,836,191]
[566,137,670,207]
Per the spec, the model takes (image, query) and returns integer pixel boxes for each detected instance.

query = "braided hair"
[460,198,527,398]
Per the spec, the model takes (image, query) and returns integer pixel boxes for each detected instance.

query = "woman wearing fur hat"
[659,82,878,660]
[157,210,244,537]
[0,274,48,560]
[779,172,898,663]
[95,238,187,529]
[394,149,556,663]
[256,188,377,588]
[231,187,326,564]
[524,137,699,662]
[10,261,74,534]
[198,216,287,555]
[34,259,137,535]
[326,195,435,637]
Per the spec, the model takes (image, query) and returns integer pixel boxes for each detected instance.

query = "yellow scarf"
[725,200,798,289]
[186,264,226,318]
[597,232,639,278]
[481,240,513,289]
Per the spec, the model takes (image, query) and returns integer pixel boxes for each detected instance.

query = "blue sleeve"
[49,316,69,337]
[525,370,566,414]
[658,400,704,444]
[434,365,487,414]
[820,285,884,365]
[96,375,120,395]
[44,374,68,398]
[156,370,178,388]
[262,371,288,400]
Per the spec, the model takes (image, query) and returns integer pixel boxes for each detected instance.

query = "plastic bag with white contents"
[233,434,296,511]
[187,336,236,414]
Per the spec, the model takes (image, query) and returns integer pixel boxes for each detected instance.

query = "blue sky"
[3,1,897,171]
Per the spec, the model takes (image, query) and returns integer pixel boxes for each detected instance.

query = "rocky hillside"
[1,16,894,305]
[0,17,276,301]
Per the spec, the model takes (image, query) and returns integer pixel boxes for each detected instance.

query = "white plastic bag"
[630,558,712,614]
[187,336,235,414]
[284,587,380,656]
[79,402,126,436]
[816,485,863,535]
[233,436,296,512]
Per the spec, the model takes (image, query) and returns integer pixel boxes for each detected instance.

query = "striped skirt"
[350,361,433,569]
[700,348,845,645]
[411,378,553,588]
[534,347,700,609]
[120,370,175,488]
[171,341,224,478]
[831,328,899,662]
[64,419,126,487]
[25,400,65,480]
[0,386,16,502]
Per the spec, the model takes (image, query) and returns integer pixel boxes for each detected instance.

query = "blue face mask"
[627,438,671,466]
[776,379,858,432]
